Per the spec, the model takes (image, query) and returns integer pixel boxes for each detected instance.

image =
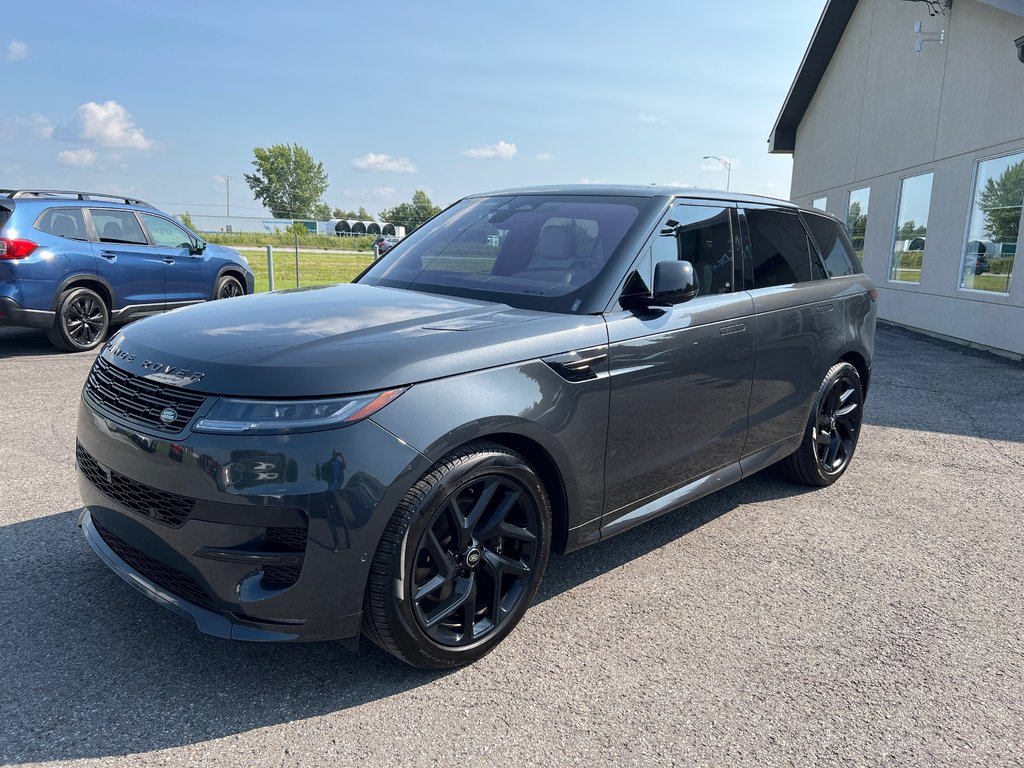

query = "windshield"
[356,195,651,312]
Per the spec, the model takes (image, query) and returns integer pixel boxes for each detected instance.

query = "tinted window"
[91,209,147,245]
[36,208,88,241]
[745,209,821,287]
[803,212,860,277]
[651,205,734,296]
[140,214,193,248]
[359,195,652,312]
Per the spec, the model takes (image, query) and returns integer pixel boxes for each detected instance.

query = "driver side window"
[650,204,735,296]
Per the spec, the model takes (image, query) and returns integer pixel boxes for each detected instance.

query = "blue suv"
[0,189,254,351]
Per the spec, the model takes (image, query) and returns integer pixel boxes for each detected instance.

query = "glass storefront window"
[889,173,933,284]
[960,152,1022,293]
[846,188,870,262]
[812,197,827,211]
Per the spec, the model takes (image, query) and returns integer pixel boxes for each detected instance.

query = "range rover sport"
[76,186,876,669]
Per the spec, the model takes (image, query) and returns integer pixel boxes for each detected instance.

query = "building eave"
[769,0,859,155]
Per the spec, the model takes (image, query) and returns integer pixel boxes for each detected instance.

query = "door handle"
[99,251,117,260]
[162,257,175,264]
[719,323,746,335]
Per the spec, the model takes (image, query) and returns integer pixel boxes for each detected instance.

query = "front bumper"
[0,296,54,329]
[76,395,428,643]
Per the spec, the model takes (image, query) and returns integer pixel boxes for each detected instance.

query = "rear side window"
[35,208,89,241]
[802,212,860,277]
[0,208,10,232]
[744,209,825,287]
[90,209,148,245]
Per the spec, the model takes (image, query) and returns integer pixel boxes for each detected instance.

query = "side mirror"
[191,239,207,255]
[652,260,699,306]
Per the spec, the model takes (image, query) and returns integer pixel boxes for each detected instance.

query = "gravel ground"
[1,323,1021,768]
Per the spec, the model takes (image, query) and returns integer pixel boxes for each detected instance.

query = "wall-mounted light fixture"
[1016,34,1024,63]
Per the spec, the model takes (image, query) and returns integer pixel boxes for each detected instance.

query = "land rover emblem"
[159,408,178,424]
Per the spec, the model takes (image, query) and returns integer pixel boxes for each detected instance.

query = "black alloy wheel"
[778,361,864,487]
[363,442,551,669]
[47,286,109,352]
[215,275,244,300]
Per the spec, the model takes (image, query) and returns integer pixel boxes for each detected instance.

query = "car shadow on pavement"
[0,327,93,359]
[537,471,814,605]
[1,476,809,764]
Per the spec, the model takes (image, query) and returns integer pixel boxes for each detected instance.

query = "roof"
[468,184,799,208]
[768,0,859,154]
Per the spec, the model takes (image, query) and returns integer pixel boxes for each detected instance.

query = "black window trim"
[740,205,831,289]
[800,209,864,277]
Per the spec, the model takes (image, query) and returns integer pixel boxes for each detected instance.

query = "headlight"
[193,388,406,435]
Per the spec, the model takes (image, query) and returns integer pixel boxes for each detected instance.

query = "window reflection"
[846,188,870,262]
[960,152,1022,293]
[890,173,933,284]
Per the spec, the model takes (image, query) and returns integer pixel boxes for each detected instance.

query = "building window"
[812,197,827,211]
[846,188,870,261]
[960,152,1022,294]
[889,173,933,284]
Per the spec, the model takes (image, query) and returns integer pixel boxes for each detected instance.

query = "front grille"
[92,516,217,612]
[77,441,194,527]
[263,564,303,587]
[84,357,207,432]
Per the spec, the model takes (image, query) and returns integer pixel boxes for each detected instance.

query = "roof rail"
[0,189,156,208]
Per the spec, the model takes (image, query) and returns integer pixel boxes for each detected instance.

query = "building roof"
[768,0,859,155]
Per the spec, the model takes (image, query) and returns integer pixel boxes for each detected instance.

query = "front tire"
[778,361,864,487]
[214,274,244,300]
[362,442,552,669]
[46,286,109,352]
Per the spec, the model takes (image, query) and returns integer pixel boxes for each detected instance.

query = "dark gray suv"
[76,186,876,668]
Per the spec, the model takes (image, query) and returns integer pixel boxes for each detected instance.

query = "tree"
[177,211,200,234]
[379,190,442,231]
[332,206,372,220]
[312,201,333,221]
[896,219,927,240]
[978,159,1024,243]
[846,201,868,252]
[243,143,329,219]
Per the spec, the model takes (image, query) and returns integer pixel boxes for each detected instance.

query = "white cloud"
[57,148,97,167]
[462,140,517,160]
[352,153,416,173]
[638,113,668,126]
[14,112,53,139]
[341,186,397,200]
[535,152,557,162]
[7,40,28,62]
[700,156,741,172]
[55,101,154,150]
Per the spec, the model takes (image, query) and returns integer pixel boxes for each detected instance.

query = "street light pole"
[702,155,732,191]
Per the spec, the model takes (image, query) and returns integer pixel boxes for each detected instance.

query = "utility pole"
[225,176,231,217]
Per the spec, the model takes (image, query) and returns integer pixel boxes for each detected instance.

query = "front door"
[139,213,209,303]
[603,203,755,526]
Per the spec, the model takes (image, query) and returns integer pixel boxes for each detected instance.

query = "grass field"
[240,249,375,293]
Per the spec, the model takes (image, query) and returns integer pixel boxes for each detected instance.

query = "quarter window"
[960,152,1022,293]
[90,209,148,245]
[36,208,88,241]
[745,209,824,287]
[890,173,933,284]
[650,205,734,296]
[846,187,870,262]
[803,213,860,277]
[140,214,193,249]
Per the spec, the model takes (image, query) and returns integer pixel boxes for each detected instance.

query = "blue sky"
[2,1,824,220]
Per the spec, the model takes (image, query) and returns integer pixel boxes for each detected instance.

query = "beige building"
[771,0,1024,357]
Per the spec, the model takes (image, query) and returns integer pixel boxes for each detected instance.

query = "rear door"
[87,208,165,310]
[139,213,210,304]
[603,202,755,525]
[738,205,847,458]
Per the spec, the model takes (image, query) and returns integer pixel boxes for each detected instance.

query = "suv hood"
[101,283,607,397]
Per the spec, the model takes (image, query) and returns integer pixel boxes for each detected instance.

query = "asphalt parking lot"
[1,323,1022,767]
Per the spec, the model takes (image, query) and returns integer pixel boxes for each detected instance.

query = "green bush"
[892,250,924,270]
[201,231,377,251]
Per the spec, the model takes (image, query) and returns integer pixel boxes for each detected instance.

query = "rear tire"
[778,361,864,487]
[46,286,109,352]
[362,442,551,669]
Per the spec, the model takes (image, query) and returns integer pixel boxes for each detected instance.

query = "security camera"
[1017,34,1024,64]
